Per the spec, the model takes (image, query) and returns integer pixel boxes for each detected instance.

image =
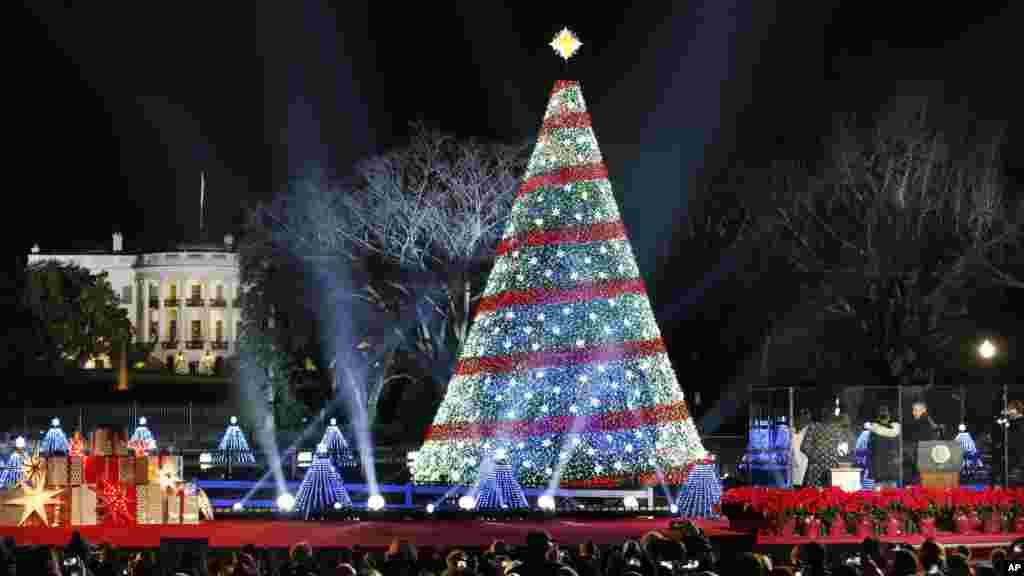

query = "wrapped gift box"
[147,455,183,484]
[90,428,125,456]
[166,492,199,524]
[134,457,150,484]
[83,455,121,485]
[137,483,165,524]
[70,485,98,526]
[118,456,136,485]
[46,456,70,486]
[70,457,84,486]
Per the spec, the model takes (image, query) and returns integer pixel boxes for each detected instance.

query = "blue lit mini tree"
[675,459,722,518]
[0,437,27,488]
[129,417,157,454]
[41,418,70,456]
[475,451,528,510]
[295,443,352,519]
[215,417,256,464]
[320,418,355,469]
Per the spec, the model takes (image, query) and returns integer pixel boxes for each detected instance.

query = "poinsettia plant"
[814,487,846,524]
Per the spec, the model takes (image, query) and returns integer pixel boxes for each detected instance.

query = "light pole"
[978,339,1004,487]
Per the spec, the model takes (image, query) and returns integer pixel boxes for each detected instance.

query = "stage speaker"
[160,538,209,576]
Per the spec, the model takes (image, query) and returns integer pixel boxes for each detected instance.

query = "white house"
[28,233,244,375]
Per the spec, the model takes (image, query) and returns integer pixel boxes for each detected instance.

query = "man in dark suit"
[903,401,939,485]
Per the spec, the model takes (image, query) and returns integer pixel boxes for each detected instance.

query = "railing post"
[647,486,654,509]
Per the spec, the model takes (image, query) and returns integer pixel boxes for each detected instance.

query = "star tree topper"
[550,27,582,61]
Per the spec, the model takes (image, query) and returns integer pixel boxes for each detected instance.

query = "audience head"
[290,540,313,564]
[578,540,597,560]
[886,547,921,576]
[525,530,555,559]
[335,563,357,576]
[769,567,795,576]
[386,538,417,564]
[732,552,768,576]
[446,549,470,572]
[919,538,945,568]
[956,545,970,560]
[798,542,826,568]
[861,536,882,562]
[946,553,971,576]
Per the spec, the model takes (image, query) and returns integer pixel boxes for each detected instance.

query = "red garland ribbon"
[495,221,627,257]
[475,278,646,316]
[540,111,593,133]
[552,80,579,93]
[453,338,664,376]
[517,163,609,199]
[425,399,689,441]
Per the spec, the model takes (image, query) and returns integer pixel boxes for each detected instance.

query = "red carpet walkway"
[0,518,745,549]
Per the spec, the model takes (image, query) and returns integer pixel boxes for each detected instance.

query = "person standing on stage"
[868,405,901,488]
[803,405,855,487]
[997,400,1024,486]
[790,408,812,487]
[903,401,939,485]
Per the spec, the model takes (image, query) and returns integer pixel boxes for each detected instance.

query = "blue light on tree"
[129,417,157,454]
[321,418,355,469]
[675,460,721,518]
[295,444,352,519]
[215,417,255,464]
[475,452,528,510]
[41,418,70,456]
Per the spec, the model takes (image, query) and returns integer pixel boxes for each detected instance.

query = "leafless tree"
[762,99,1021,389]
[245,123,530,427]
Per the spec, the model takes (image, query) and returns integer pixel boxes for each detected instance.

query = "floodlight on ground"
[232,502,243,512]
[367,494,386,511]
[426,503,436,514]
[277,493,295,512]
[670,504,679,514]
[623,496,639,510]
[979,339,997,360]
[538,495,556,511]
[458,495,476,510]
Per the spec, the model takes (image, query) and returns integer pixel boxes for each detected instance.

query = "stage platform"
[0,517,746,550]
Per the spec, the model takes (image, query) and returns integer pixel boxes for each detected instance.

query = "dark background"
[8,2,1021,425]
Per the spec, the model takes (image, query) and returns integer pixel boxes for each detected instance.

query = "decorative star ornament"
[7,482,64,526]
[550,27,582,61]
[20,445,45,488]
[98,481,133,525]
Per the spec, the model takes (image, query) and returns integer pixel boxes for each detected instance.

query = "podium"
[830,466,862,492]
[918,441,961,489]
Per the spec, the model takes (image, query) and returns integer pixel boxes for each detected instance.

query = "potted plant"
[817,487,847,538]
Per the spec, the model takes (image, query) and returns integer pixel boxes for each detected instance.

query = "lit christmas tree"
[0,437,27,488]
[41,418,69,456]
[295,443,351,519]
[475,451,528,510]
[412,29,707,488]
[320,418,355,469]
[674,459,721,518]
[215,417,255,464]
[129,417,157,455]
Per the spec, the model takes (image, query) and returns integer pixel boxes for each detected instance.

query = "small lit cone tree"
[674,459,721,518]
[129,417,157,455]
[320,419,356,470]
[41,418,70,456]
[413,30,707,488]
[215,417,256,464]
[0,437,27,488]
[475,452,528,510]
[295,444,352,519]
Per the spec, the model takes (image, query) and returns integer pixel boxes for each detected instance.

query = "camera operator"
[444,549,476,576]
[645,535,688,576]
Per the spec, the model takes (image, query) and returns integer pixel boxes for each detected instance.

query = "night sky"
[11,3,1021,395]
